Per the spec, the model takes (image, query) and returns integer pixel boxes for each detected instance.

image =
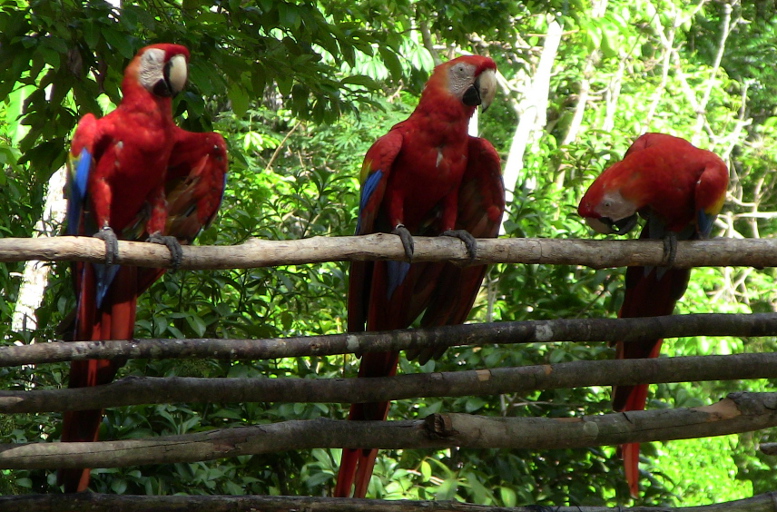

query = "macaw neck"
[415,91,475,123]
[117,78,174,121]
[404,92,474,145]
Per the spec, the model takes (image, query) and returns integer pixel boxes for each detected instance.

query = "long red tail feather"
[334,351,398,497]
[59,265,137,492]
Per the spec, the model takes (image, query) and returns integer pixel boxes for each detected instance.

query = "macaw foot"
[441,229,477,262]
[661,231,678,267]
[94,226,119,265]
[406,345,446,366]
[392,224,414,261]
[149,233,184,270]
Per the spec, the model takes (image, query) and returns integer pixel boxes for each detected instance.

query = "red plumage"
[578,133,728,497]
[61,44,227,492]
[336,55,504,498]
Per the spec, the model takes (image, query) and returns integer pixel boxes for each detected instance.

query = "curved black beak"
[601,214,639,235]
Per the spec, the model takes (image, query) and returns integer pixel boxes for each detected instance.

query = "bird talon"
[94,226,119,265]
[148,233,184,270]
[392,224,414,261]
[441,229,478,262]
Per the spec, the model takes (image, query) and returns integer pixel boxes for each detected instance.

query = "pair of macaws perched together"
[62,44,228,492]
[335,57,729,499]
[63,49,506,495]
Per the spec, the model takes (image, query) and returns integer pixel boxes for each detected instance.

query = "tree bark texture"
[0,392,774,470]
[0,352,775,414]
[4,232,777,271]
[2,492,777,512]
[2,313,776,367]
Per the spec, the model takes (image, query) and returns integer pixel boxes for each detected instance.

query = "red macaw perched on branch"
[61,43,228,493]
[577,133,728,497]
[334,55,503,498]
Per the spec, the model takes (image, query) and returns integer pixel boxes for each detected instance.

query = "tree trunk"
[10,165,68,336]
[500,17,563,233]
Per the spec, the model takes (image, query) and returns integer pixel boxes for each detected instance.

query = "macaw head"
[577,174,640,235]
[131,43,190,98]
[578,134,680,235]
[427,55,497,113]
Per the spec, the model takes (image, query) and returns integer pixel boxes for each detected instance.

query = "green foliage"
[2,0,777,507]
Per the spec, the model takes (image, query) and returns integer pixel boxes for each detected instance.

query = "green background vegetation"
[0,0,775,506]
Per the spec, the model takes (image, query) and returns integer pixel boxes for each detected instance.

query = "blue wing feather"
[697,208,715,238]
[67,148,92,236]
[385,260,411,300]
[356,169,383,234]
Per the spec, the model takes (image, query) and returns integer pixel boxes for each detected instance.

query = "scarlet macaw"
[61,43,228,492]
[335,55,502,498]
[577,132,728,497]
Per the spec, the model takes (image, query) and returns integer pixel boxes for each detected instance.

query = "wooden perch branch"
[2,312,777,367]
[1,352,776,413]
[2,492,777,512]
[0,392,774,469]
[1,235,777,269]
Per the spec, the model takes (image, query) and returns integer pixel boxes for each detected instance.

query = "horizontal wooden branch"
[2,352,775,413]
[1,234,777,269]
[2,492,776,512]
[1,392,774,470]
[761,442,777,456]
[3,313,777,367]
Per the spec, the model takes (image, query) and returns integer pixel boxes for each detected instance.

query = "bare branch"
[761,442,777,456]
[0,392,774,470]
[1,352,775,414]
[2,313,777,367]
[693,2,732,137]
[2,492,777,512]
[3,235,777,270]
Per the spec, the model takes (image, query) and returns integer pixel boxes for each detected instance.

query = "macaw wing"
[66,114,100,236]
[410,137,504,363]
[354,130,403,235]
[456,137,505,240]
[165,129,229,242]
[348,130,403,333]
[694,160,728,238]
[66,114,123,306]
[623,132,683,158]
[134,129,228,294]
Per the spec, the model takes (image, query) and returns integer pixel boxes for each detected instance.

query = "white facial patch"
[595,189,636,222]
[447,61,478,98]
[139,48,166,92]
